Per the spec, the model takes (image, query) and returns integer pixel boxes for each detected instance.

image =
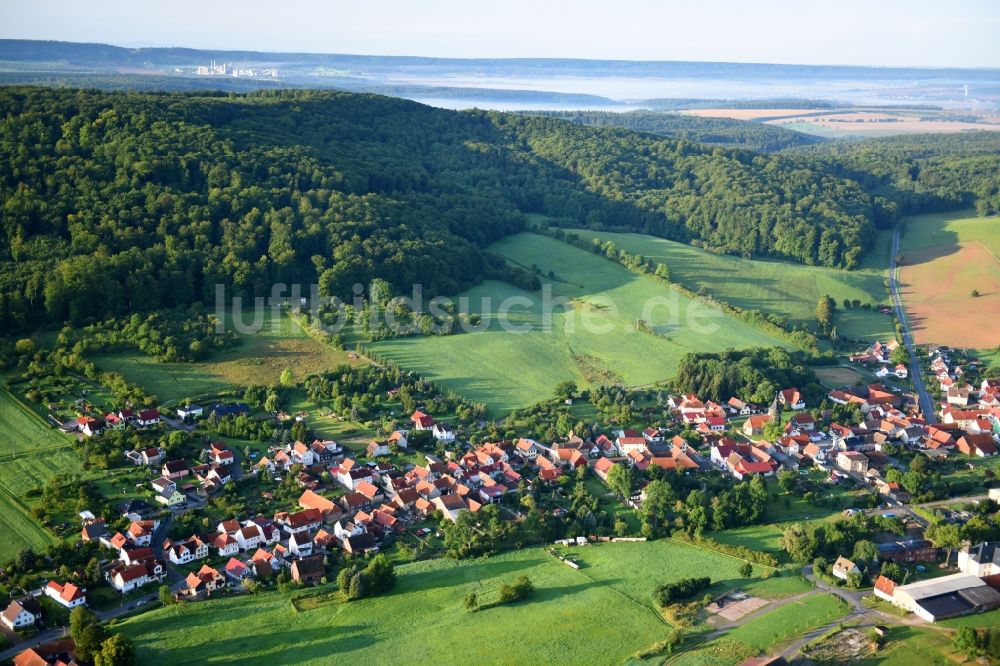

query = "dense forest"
[524,110,822,152]
[0,86,881,332]
[2,86,995,335]
[672,347,823,406]
[788,132,1000,219]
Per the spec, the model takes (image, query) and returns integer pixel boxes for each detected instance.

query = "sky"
[2,0,999,68]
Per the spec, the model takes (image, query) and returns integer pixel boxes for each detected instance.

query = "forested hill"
[786,132,1000,218]
[1,87,876,331]
[522,110,823,152]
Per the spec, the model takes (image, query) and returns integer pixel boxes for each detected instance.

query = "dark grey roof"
[959,585,1000,609]
[969,541,999,565]
[347,533,377,550]
[917,593,974,619]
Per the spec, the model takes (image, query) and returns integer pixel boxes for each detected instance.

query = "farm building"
[886,573,1000,622]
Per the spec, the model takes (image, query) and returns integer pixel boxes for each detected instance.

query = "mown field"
[0,389,79,562]
[870,611,1000,666]
[564,229,893,342]
[0,388,74,456]
[94,311,363,405]
[0,488,56,563]
[118,541,811,665]
[371,233,788,414]
[899,210,1000,351]
[671,593,849,666]
[813,365,869,388]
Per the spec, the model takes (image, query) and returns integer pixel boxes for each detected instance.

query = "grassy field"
[705,525,788,564]
[0,488,56,563]
[94,311,363,405]
[0,389,79,562]
[371,233,788,414]
[0,389,74,456]
[672,593,849,666]
[564,229,892,342]
[118,541,811,665]
[813,365,870,388]
[899,210,1000,350]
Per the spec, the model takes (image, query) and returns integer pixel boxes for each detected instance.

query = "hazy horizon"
[2,0,998,69]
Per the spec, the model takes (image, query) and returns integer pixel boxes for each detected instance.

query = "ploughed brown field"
[682,108,1000,136]
[900,241,1000,349]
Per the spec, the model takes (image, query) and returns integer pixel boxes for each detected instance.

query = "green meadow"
[902,209,1000,255]
[0,388,74,456]
[0,390,78,561]
[93,310,363,405]
[371,233,787,415]
[118,541,811,665]
[564,229,893,342]
[671,593,849,666]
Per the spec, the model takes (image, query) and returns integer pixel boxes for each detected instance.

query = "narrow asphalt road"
[889,228,937,424]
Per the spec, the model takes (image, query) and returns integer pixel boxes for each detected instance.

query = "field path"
[890,229,937,423]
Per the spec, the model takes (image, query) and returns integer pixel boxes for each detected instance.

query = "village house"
[120,546,154,567]
[341,531,377,555]
[77,416,105,438]
[778,388,805,410]
[956,433,998,457]
[102,413,124,432]
[176,404,203,420]
[335,458,373,490]
[152,476,177,495]
[288,531,314,557]
[108,560,165,593]
[234,524,265,551]
[250,548,281,573]
[711,442,776,480]
[590,434,619,458]
[727,397,758,416]
[298,489,342,522]
[210,443,235,466]
[44,581,86,608]
[515,437,540,459]
[615,433,647,455]
[743,414,772,437]
[211,532,239,557]
[276,508,323,535]
[161,459,190,480]
[877,539,937,563]
[290,556,325,584]
[874,575,896,604]
[184,565,227,598]
[386,430,408,449]
[831,556,860,581]
[80,519,107,543]
[551,447,588,469]
[137,409,160,427]
[593,457,617,482]
[224,558,253,583]
[366,440,390,458]
[126,520,156,546]
[283,440,313,466]
[167,535,209,564]
[789,412,815,431]
[958,541,1000,577]
[432,422,456,442]
[432,494,470,522]
[836,450,869,474]
[1,597,42,630]
[947,385,973,407]
[410,409,435,430]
